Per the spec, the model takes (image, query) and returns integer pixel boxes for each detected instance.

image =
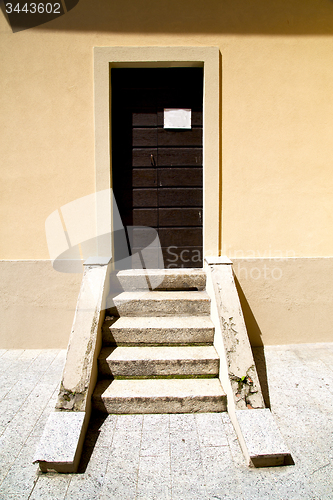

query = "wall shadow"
[3,0,332,35]
[234,274,271,408]
[77,411,109,473]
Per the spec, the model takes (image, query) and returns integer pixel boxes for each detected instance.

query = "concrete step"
[113,291,211,317]
[103,315,215,345]
[117,268,206,291]
[98,346,219,378]
[92,378,227,414]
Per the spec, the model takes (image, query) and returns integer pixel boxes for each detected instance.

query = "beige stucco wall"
[233,258,333,346]
[0,261,81,348]
[1,0,333,346]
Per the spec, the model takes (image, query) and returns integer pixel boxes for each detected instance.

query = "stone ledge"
[205,256,233,265]
[33,411,86,473]
[83,256,112,266]
[235,408,292,467]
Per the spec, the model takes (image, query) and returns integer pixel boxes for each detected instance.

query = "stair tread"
[94,378,226,398]
[117,268,206,291]
[99,345,219,362]
[110,316,215,330]
[114,291,210,301]
[117,269,206,277]
[113,290,211,317]
[103,315,215,345]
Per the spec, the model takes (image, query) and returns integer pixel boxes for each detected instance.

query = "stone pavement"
[0,344,332,499]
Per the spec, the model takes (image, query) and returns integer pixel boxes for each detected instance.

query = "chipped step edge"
[33,411,87,473]
[234,408,293,467]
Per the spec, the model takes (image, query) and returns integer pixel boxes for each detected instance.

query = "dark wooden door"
[112,68,203,268]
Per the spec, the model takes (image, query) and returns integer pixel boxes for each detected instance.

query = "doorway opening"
[111,67,203,269]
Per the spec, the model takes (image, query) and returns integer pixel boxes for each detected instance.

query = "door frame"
[93,46,221,262]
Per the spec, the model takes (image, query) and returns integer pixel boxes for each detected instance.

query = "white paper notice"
[164,108,191,129]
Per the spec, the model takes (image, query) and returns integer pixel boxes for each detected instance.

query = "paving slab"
[0,346,333,499]
[195,412,229,447]
[0,436,40,500]
[170,417,208,500]
[99,425,141,500]
[29,474,70,500]
[201,445,243,500]
[140,414,170,457]
[64,445,110,500]
[137,454,172,500]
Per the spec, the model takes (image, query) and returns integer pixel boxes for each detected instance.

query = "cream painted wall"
[233,258,333,346]
[221,38,333,258]
[0,261,81,348]
[1,18,333,258]
[1,0,333,346]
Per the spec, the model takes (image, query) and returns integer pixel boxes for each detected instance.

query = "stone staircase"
[92,269,227,414]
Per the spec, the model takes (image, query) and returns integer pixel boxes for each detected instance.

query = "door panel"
[158,228,202,246]
[158,188,202,207]
[133,209,158,226]
[158,208,202,226]
[112,67,203,268]
[132,148,158,167]
[132,169,157,187]
[133,189,158,207]
[132,128,157,147]
[158,168,202,187]
[157,148,202,166]
[161,246,203,269]
[157,129,202,147]
[132,112,157,127]
[133,128,202,147]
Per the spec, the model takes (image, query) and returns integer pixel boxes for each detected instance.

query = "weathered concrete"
[34,261,111,473]
[56,263,111,412]
[235,408,292,467]
[93,378,227,413]
[103,315,215,345]
[206,260,265,410]
[113,290,211,316]
[117,268,206,291]
[98,345,219,377]
[205,258,292,468]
